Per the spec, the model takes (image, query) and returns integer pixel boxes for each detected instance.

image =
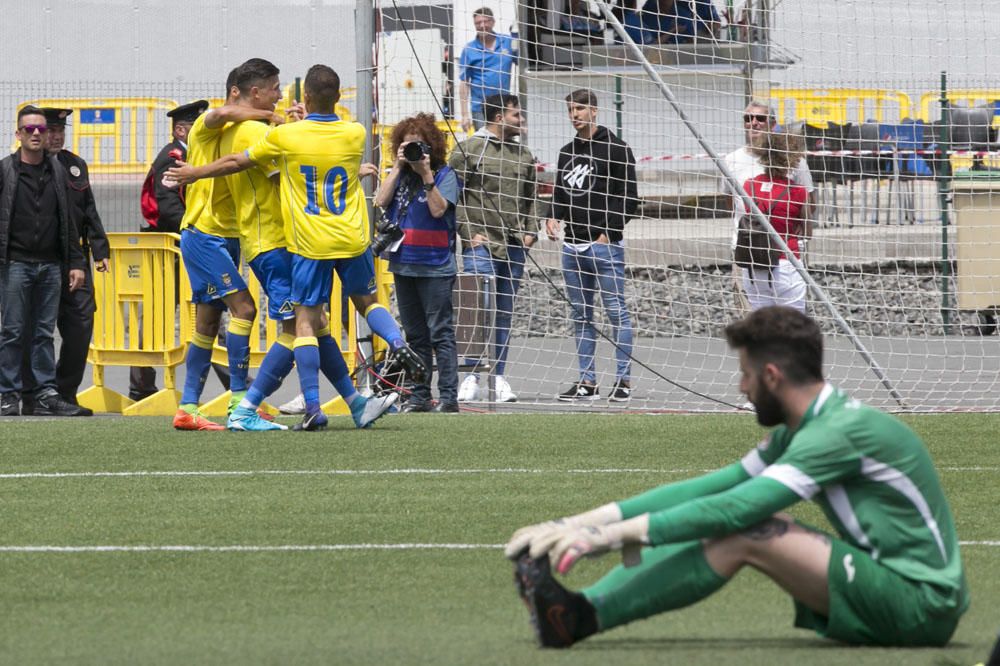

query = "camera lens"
[403,142,424,162]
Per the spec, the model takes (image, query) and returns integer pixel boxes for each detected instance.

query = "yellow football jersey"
[220,119,284,262]
[245,114,369,260]
[179,114,238,238]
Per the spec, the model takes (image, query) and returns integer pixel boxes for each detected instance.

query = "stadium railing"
[17,97,177,175]
[15,86,358,176]
[769,88,913,128]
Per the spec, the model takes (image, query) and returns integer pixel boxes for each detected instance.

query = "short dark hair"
[473,7,494,18]
[225,66,239,99]
[304,64,341,112]
[565,89,598,107]
[234,58,280,95]
[724,306,823,384]
[482,93,519,125]
[18,105,44,124]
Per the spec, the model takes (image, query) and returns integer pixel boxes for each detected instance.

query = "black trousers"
[22,265,95,402]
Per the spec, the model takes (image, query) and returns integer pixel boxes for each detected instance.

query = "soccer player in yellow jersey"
[218,59,398,432]
[172,65,286,431]
[169,64,426,431]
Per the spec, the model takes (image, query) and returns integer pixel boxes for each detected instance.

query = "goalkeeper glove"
[504,502,623,560]
[548,514,651,575]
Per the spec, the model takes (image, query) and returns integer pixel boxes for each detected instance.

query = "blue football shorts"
[180,227,246,308]
[249,247,295,321]
[291,249,377,307]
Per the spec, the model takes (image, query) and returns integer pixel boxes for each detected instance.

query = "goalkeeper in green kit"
[508,306,969,648]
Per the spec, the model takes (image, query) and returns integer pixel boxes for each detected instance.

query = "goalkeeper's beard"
[752,377,785,428]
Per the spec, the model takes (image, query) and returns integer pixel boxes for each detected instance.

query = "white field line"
[0,541,997,553]
[0,466,993,480]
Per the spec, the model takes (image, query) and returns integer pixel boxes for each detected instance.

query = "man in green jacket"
[448,93,540,404]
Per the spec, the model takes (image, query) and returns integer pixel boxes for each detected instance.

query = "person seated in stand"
[621,0,718,45]
[560,0,603,39]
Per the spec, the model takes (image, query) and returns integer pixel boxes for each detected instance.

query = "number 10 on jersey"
[300,165,348,215]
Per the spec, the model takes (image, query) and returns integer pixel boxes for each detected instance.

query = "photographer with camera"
[374,113,461,413]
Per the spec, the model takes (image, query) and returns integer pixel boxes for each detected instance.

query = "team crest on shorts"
[221,273,232,287]
[367,277,377,291]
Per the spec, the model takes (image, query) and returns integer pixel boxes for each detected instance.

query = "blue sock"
[227,318,253,393]
[243,335,295,409]
[293,337,321,411]
[181,332,215,405]
[318,332,359,404]
[365,304,405,351]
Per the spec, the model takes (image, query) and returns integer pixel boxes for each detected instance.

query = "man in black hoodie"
[0,106,89,416]
[545,89,638,403]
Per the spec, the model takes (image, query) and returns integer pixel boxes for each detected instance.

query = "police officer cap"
[40,107,73,127]
[166,100,209,123]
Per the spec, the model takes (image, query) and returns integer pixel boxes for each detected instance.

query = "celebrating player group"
[161,57,970,652]
[165,58,428,433]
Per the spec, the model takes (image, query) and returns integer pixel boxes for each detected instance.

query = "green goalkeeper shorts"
[793,539,962,647]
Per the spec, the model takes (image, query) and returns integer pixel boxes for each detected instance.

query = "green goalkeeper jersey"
[640,384,969,615]
[749,384,967,610]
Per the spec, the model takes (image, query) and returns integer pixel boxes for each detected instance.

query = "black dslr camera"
[403,141,431,163]
[371,172,420,255]
[371,213,405,255]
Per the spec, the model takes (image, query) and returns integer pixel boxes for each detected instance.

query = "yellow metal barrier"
[17,98,177,175]
[917,90,1000,170]
[918,89,1000,123]
[769,88,913,127]
[79,232,190,415]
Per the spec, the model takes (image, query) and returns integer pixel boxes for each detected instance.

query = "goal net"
[374,0,1000,411]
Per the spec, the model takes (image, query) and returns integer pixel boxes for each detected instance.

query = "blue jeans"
[561,243,633,384]
[394,274,459,404]
[461,244,526,376]
[0,261,62,395]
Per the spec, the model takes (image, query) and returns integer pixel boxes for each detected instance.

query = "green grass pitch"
[0,412,996,665]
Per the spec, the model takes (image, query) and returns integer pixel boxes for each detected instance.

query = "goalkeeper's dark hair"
[234,58,280,95]
[304,64,341,112]
[483,93,519,125]
[724,306,823,384]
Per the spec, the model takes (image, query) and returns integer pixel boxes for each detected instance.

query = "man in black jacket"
[141,100,206,233]
[546,89,639,403]
[0,106,89,416]
[20,108,110,415]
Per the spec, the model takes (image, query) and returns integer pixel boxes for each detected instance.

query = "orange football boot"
[173,408,226,431]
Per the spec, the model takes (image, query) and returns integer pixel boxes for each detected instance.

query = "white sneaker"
[278,393,307,415]
[495,376,517,403]
[458,374,479,402]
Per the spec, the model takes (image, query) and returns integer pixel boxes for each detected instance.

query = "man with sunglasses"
[722,102,814,312]
[0,106,89,416]
[18,108,110,416]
